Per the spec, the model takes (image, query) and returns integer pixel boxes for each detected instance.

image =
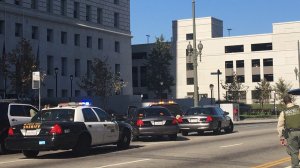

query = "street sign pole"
[211,69,222,102]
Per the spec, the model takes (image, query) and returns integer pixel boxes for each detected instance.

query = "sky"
[131,0,300,44]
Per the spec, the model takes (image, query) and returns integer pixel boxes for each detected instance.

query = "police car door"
[8,104,38,126]
[92,108,119,143]
[81,108,104,145]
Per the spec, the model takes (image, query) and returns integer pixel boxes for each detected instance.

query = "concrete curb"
[233,119,278,125]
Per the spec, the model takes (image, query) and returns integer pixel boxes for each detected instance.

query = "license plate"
[26,130,37,136]
[154,121,164,125]
[190,118,198,123]
[39,141,46,145]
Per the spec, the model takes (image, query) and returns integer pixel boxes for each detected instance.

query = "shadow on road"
[134,135,190,142]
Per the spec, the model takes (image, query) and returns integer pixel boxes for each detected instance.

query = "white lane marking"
[220,143,243,148]
[0,159,33,165]
[94,159,151,168]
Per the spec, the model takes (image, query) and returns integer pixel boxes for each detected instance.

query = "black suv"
[0,100,38,154]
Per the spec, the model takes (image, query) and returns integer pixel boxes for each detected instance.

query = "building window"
[15,23,22,37]
[115,41,120,52]
[47,55,54,75]
[61,57,67,76]
[31,26,38,39]
[75,59,80,77]
[75,90,81,97]
[186,33,193,40]
[115,64,120,75]
[237,75,245,83]
[225,76,233,83]
[74,34,80,46]
[62,89,68,98]
[47,29,53,42]
[31,0,38,9]
[186,63,193,71]
[86,5,91,21]
[15,0,22,5]
[251,43,272,51]
[187,78,194,85]
[114,12,119,28]
[97,8,103,24]
[225,45,244,53]
[252,75,260,82]
[140,66,147,87]
[264,74,273,82]
[61,0,67,16]
[236,60,244,68]
[61,31,67,44]
[47,89,54,98]
[252,59,260,67]
[74,2,79,19]
[46,0,53,13]
[114,0,119,5]
[132,52,147,59]
[0,20,4,34]
[225,61,233,68]
[132,67,138,87]
[251,90,260,100]
[98,38,103,50]
[263,58,273,66]
[87,36,92,48]
[87,60,92,78]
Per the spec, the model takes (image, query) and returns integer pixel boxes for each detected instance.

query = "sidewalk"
[233,118,278,125]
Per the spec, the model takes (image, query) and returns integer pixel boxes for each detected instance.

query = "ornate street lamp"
[160,81,164,101]
[54,67,58,97]
[209,84,214,105]
[186,0,203,107]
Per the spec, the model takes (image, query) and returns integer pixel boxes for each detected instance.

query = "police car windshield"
[32,109,75,122]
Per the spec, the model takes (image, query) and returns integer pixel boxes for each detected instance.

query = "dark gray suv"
[179,106,234,136]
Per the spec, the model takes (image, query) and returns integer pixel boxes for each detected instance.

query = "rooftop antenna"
[227,28,232,37]
[146,35,150,44]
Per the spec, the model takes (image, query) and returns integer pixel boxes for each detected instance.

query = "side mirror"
[224,112,229,115]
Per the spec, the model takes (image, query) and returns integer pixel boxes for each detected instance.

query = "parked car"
[179,106,234,136]
[0,100,38,154]
[127,106,179,140]
[5,102,132,158]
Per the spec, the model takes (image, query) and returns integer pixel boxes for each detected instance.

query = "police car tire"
[72,135,90,156]
[213,122,222,135]
[224,121,234,133]
[117,131,131,149]
[181,131,188,136]
[0,141,6,155]
[22,150,39,158]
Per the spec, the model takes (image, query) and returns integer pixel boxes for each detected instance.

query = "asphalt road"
[0,123,293,168]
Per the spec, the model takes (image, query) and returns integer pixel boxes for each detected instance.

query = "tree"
[79,58,124,97]
[144,35,174,98]
[254,78,272,110]
[7,38,39,98]
[273,78,293,104]
[221,72,247,102]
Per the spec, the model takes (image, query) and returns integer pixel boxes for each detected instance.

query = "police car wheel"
[213,122,222,135]
[224,121,234,133]
[181,131,188,136]
[0,141,6,155]
[117,131,131,149]
[22,150,39,158]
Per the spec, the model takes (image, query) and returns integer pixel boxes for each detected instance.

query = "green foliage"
[79,58,124,97]
[144,35,174,98]
[273,78,293,104]
[254,78,272,110]
[7,38,39,98]
[221,72,247,102]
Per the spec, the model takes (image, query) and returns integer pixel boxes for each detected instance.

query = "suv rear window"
[186,107,216,115]
[150,104,183,116]
[32,109,75,122]
[136,108,171,118]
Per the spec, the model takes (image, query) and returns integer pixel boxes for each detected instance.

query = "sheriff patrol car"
[5,102,132,158]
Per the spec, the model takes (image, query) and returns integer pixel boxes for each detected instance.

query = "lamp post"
[209,84,214,105]
[187,0,203,107]
[211,69,222,102]
[160,81,163,101]
[70,75,73,98]
[54,67,58,97]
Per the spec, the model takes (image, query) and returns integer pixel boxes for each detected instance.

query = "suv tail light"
[136,119,144,127]
[206,116,213,122]
[8,127,14,136]
[49,124,62,135]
